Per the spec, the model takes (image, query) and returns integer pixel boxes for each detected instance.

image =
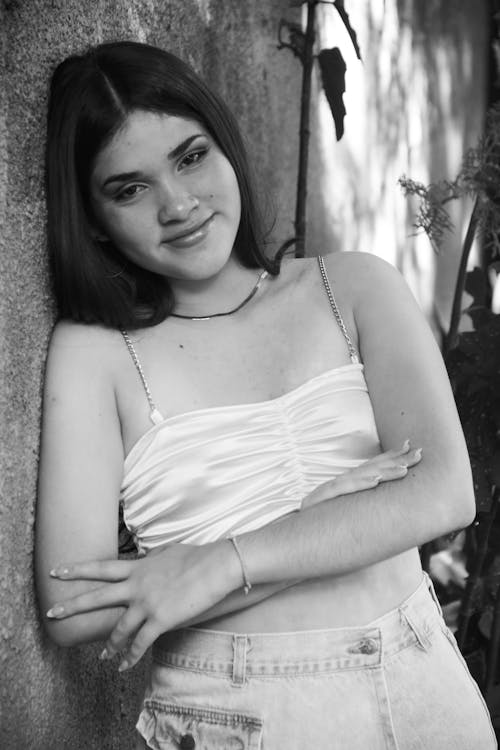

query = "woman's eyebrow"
[101,134,206,189]
[102,170,142,189]
[167,133,205,161]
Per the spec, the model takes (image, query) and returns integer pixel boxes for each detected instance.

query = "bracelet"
[228,536,252,595]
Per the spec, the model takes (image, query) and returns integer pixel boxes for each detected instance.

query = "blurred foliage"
[447,268,500,515]
[401,103,500,711]
[400,104,500,256]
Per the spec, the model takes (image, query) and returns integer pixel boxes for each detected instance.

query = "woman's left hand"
[47,541,238,670]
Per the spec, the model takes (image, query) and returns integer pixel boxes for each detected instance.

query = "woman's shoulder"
[46,319,124,390]
[321,250,399,284]
[320,251,409,311]
[49,318,123,354]
[279,251,397,285]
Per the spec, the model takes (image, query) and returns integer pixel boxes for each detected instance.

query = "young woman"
[36,41,496,749]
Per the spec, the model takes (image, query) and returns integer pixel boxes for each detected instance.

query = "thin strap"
[120,331,164,425]
[317,255,360,364]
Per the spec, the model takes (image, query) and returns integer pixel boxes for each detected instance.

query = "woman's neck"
[169,257,263,318]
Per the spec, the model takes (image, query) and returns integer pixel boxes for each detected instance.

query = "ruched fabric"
[120,363,381,554]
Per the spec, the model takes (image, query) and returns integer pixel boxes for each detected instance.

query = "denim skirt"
[135,574,497,749]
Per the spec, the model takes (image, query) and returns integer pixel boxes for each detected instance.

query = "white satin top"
[120,258,381,555]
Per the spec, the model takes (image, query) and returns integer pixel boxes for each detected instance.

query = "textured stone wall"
[0,2,301,747]
[0,1,488,748]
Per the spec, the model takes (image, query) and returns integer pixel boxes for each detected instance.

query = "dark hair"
[45,41,277,329]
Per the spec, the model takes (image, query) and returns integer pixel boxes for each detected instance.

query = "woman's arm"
[35,321,126,646]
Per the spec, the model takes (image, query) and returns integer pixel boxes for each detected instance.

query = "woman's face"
[89,110,241,281]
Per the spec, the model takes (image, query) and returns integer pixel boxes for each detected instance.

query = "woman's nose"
[157,183,199,224]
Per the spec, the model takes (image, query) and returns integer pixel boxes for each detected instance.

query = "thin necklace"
[170,268,269,320]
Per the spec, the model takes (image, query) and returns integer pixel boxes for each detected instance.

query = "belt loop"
[423,571,444,618]
[400,604,432,651]
[232,634,248,687]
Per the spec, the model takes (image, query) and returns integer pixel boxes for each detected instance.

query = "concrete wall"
[0,2,301,747]
[0,1,488,748]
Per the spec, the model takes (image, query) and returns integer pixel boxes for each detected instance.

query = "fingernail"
[398,464,408,470]
[369,475,383,482]
[414,448,423,459]
[118,660,129,672]
[50,567,69,578]
[99,648,110,661]
[402,439,410,451]
[46,604,64,618]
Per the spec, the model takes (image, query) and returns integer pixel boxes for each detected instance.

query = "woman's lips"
[162,215,214,248]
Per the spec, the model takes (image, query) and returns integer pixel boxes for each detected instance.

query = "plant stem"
[294,1,317,258]
[444,197,481,354]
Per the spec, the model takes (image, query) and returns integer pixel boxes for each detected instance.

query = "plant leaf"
[333,0,362,60]
[318,47,347,141]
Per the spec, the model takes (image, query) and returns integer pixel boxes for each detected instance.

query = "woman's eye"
[115,184,145,202]
[179,148,208,169]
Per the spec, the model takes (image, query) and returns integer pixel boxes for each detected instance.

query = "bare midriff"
[199,548,423,633]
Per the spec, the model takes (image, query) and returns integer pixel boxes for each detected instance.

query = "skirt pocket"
[136,699,264,750]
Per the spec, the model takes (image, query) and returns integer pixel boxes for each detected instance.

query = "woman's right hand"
[301,441,422,510]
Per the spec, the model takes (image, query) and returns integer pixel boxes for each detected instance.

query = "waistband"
[152,573,444,684]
